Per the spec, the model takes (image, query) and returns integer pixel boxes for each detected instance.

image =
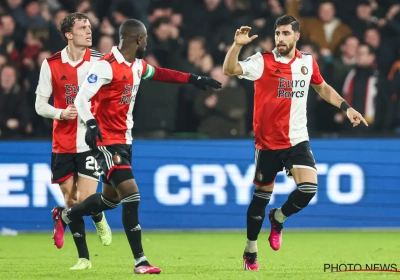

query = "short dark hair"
[59,12,89,41]
[359,43,375,55]
[274,15,300,32]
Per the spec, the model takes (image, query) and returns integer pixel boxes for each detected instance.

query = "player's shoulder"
[300,50,311,56]
[46,51,62,63]
[89,49,104,59]
[100,52,117,64]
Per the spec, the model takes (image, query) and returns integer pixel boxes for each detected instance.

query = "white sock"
[61,209,71,224]
[245,240,258,253]
[274,208,287,223]
[135,256,148,266]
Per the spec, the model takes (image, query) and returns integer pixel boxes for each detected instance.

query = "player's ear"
[137,35,142,45]
[65,32,73,40]
[295,32,300,42]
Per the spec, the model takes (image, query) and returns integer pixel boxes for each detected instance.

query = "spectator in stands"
[24,49,51,137]
[20,25,48,73]
[149,16,182,68]
[333,36,359,91]
[341,44,378,129]
[0,64,32,138]
[47,9,68,53]
[387,48,400,132]
[177,36,214,75]
[194,66,247,138]
[97,34,114,54]
[301,42,339,133]
[347,0,379,41]
[287,0,352,55]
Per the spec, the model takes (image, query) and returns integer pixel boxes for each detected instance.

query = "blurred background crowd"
[0,0,400,140]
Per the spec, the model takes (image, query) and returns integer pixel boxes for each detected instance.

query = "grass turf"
[1,231,400,279]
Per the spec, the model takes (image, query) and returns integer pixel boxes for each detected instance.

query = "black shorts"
[51,151,100,184]
[94,144,134,188]
[253,141,316,186]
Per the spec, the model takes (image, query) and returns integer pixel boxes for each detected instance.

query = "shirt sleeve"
[35,59,53,98]
[35,95,63,120]
[79,60,113,94]
[237,52,264,81]
[141,60,155,80]
[311,56,324,85]
[75,60,113,123]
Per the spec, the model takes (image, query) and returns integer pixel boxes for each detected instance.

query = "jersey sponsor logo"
[301,66,308,75]
[119,84,139,105]
[65,84,79,104]
[87,74,98,83]
[277,77,306,98]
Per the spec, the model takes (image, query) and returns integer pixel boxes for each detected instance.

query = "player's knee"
[247,190,272,218]
[64,196,78,208]
[293,182,317,208]
[100,194,120,210]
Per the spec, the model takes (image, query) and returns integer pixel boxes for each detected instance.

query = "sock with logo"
[69,217,89,260]
[281,182,317,217]
[121,193,150,266]
[246,190,272,245]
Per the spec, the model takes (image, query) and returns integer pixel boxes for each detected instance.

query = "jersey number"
[86,156,99,170]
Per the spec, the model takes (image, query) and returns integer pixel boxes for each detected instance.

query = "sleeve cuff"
[54,109,63,120]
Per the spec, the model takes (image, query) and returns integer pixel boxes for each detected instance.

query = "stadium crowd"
[0,0,400,140]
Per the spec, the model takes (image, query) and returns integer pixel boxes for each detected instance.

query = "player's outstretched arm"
[223,26,258,76]
[141,62,221,91]
[312,81,368,127]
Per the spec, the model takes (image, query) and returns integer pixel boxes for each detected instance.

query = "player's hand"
[234,26,258,46]
[85,119,103,150]
[346,108,368,127]
[61,104,78,120]
[188,74,222,91]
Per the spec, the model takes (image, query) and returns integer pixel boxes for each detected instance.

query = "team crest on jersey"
[301,66,308,75]
[113,152,122,164]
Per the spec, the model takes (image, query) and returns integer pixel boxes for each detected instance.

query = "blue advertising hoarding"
[0,139,399,231]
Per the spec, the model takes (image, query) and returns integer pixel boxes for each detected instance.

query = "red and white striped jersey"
[78,46,155,146]
[238,48,324,150]
[36,47,103,153]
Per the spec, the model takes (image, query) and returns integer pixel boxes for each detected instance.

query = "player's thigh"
[253,149,282,192]
[102,182,121,202]
[75,151,100,202]
[96,145,135,193]
[59,176,78,207]
[284,141,317,184]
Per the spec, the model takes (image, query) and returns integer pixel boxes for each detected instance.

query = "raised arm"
[223,26,258,76]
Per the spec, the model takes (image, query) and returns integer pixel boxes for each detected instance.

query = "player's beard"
[136,48,145,59]
[277,41,295,56]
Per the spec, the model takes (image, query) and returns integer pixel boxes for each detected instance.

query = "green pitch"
[1,231,399,279]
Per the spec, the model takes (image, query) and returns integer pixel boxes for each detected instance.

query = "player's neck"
[119,47,136,63]
[66,45,86,62]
